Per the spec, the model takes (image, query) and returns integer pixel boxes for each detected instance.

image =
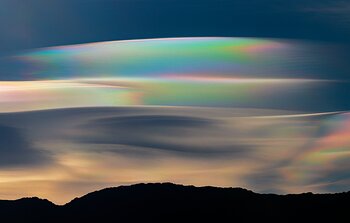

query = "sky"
[0,0,350,204]
[1,0,350,53]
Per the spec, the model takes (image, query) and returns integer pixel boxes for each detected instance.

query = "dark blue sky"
[1,0,350,55]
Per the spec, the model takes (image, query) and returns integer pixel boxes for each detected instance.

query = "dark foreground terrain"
[0,183,349,222]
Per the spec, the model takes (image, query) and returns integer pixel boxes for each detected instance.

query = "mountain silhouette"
[0,183,349,222]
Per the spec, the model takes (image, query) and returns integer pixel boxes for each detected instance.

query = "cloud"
[0,107,348,203]
[244,171,285,194]
[0,125,51,167]
[305,158,350,192]
[76,115,252,158]
[303,1,350,13]
[302,1,350,24]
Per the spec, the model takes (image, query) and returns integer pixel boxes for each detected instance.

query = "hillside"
[0,183,349,222]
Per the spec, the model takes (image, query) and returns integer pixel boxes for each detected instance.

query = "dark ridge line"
[1,182,350,206]
[1,182,349,222]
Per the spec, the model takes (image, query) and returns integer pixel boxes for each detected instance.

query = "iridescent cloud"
[0,38,349,203]
[0,107,349,204]
[16,37,298,80]
[0,77,331,112]
[0,37,346,112]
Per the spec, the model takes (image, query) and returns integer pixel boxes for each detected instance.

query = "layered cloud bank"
[0,107,349,204]
[1,37,348,112]
[0,38,349,203]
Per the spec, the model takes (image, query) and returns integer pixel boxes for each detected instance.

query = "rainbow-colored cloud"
[0,38,349,204]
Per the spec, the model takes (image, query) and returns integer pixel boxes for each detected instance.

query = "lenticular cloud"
[0,37,347,112]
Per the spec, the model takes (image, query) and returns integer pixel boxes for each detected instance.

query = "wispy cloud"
[76,114,253,158]
[303,1,350,13]
[0,107,349,203]
[0,125,52,168]
[302,1,350,23]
